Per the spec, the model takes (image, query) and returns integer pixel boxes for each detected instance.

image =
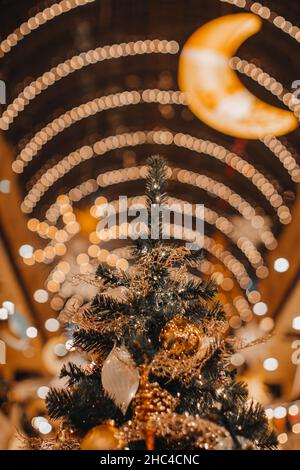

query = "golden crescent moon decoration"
[178,13,298,139]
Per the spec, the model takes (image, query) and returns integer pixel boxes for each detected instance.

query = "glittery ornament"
[101,345,139,414]
[160,316,202,356]
[81,421,122,450]
[131,366,178,449]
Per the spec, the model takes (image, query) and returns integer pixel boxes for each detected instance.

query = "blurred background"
[1,0,300,450]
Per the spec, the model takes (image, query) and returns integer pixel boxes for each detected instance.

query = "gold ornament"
[131,366,178,450]
[160,316,202,356]
[80,421,122,450]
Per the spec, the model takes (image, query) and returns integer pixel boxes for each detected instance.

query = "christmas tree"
[34,156,276,450]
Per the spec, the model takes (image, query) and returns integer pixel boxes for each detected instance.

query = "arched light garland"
[25,185,254,291]
[230,56,300,183]
[262,136,300,182]
[5,34,299,192]
[0,0,96,59]
[47,242,253,325]
[14,90,184,173]
[2,0,299,65]
[24,198,80,266]
[25,166,266,282]
[21,129,288,232]
[92,192,265,270]
[15,62,300,184]
[106,245,257,311]
[219,0,300,44]
[17,82,300,190]
[30,184,258,315]
[0,39,179,130]
[27,186,263,278]
[45,213,252,297]
[32,169,268,283]
[24,145,275,252]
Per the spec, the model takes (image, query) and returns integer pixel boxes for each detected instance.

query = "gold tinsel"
[121,412,232,450]
[128,365,178,449]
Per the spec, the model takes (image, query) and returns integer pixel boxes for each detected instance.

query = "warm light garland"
[29,185,262,278]
[14,90,184,173]
[24,195,79,266]
[29,191,254,303]
[220,0,300,44]
[0,0,96,59]
[21,129,286,236]
[230,56,300,183]
[89,192,264,271]
[32,172,262,303]
[18,82,300,191]
[0,40,179,130]
[26,154,275,251]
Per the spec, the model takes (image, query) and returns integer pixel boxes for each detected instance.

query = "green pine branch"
[96,263,129,287]
[179,279,217,301]
[73,329,114,354]
[90,293,129,316]
[46,388,74,420]
[60,362,87,386]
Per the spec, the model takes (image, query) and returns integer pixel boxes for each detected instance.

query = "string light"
[33,289,49,303]
[265,399,300,439]
[289,405,299,416]
[29,188,266,286]
[265,408,274,420]
[230,353,245,367]
[292,424,300,434]
[253,301,268,316]
[21,130,280,241]
[23,197,79,265]
[219,0,300,46]
[37,386,50,399]
[274,406,287,419]
[19,244,33,258]
[38,421,52,435]
[262,136,300,183]
[259,317,274,332]
[1,11,298,318]
[15,90,183,172]
[277,433,288,445]
[2,301,14,315]
[263,357,279,371]
[292,317,300,331]
[0,0,96,59]
[53,343,67,357]
[2,40,179,131]
[44,318,60,332]
[97,220,251,291]
[0,179,10,193]
[8,15,289,320]
[44,171,263,283]
[0,308,8,320]
[25,168,260,310]
[15,85,299,230]
[92,191,264,271]
[26,326,38,338]
[274,257,290,273]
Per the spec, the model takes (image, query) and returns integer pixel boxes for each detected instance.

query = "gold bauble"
[81,422,121,450]
[160,316,202,356]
